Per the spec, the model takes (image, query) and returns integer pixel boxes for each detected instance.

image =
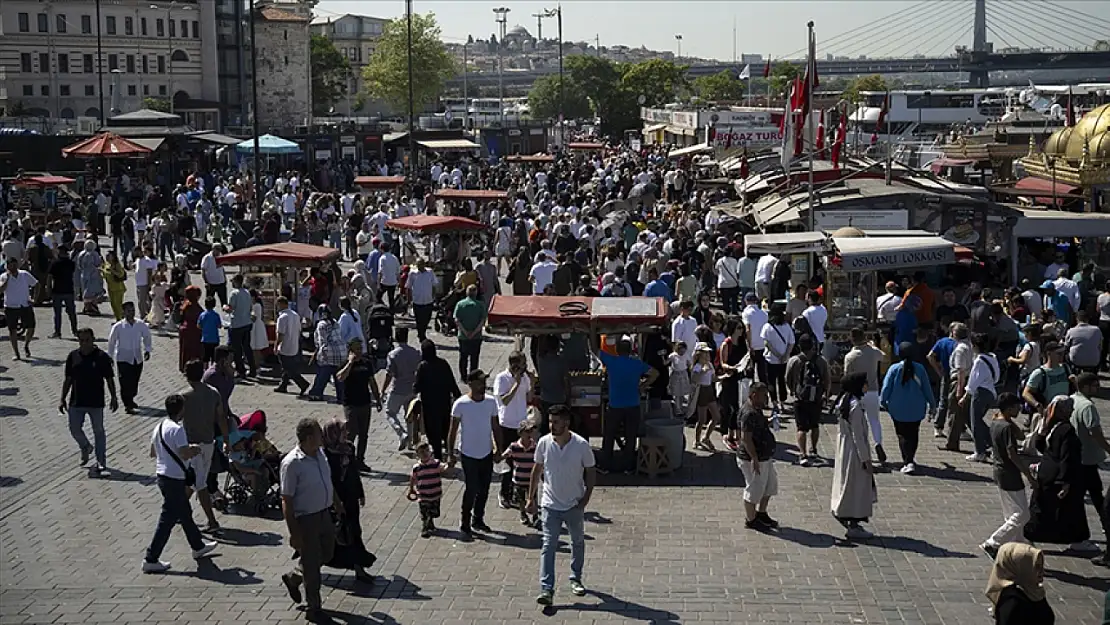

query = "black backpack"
[795,357,823,403]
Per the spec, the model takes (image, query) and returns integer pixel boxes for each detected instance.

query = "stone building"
[253,4,311,129]
[309,13,390,116]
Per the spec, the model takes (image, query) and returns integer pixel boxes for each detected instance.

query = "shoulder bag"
[159,421,196,487]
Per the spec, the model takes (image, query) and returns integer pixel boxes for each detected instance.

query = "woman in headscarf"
[985,543,1054,624]
[76,239,104,315]
[831,372,878,540]
[321,418,376,584]
[508,247,532,296]
[1023,395,1090,547]
[412,340,461,461]
[178,285,204,372]
[100,250,128,320]
[879,342,937,474]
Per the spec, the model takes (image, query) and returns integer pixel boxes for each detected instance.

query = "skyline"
[315,0,1110,61]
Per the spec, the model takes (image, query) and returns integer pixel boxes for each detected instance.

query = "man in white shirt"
[960,333,999,463]
[141,394,218,574]
[715,248,742,314]
[1052,268,1081,313]
[800,291,828,348]
[406,258,439,341]
[274,296,310,395]
[671,301,698,355]
[134,245,160,319]
[1020,279,1043,322]
[0,258,39,359]
[529,254,558,294]
[376,242,401,312]
[754,254,778,303]
[281,191,297,226]
[875,281,902,323]
[741,292,769,383]
[492,352,533,508]
[107,301,153,413]
[200,244,228,306]
[369,205,391,236]
[448,369,503,536]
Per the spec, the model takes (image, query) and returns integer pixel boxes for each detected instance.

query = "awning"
[354,175,406,187]
[190,132,241,146]
[486,295,668,336]
[833,236,956,272]
[668,143,712,159]
[1013,177,1079,195]
[642,123,667,133]
[929,157,975,173]
[129,137,166,151]
[383,131,409,143]
[417,138,481,151]
[216,242,340,267]
[1012,207,1110,238]
[745,232,829,255]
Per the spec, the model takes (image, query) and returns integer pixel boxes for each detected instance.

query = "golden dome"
[1050,103,1110,162]
[1042,127,1072,156]
[831,226,866,238]
[1089,131,1110,163]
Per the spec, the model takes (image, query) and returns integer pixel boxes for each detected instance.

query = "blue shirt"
[643,279,673,303]
[198,309,223,344]
[929,337,957,375]
[893,309,918,355]
[366,250,382,280]
[1048,292,1071,324]
[598,351,651,409]
[880,361,937,423]
[229,287,253,329]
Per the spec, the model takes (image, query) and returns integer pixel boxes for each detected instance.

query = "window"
[141,17,147,36]
[57,14,67,33]
[20,54,32,73]
[108,54,118,71]
[192,21,199,38]
[142,56,149,73]
[18,13,30,32]
[39,53,49,72]
[58,54,69,73]
[126,55,135,73]
[41,85,50,96]
[84,54,94,73]
[157,56,165,73]
[125,16,133,35]
[106,16,116,35]
[169,19,175,37]
[37,13,48,33]
[127,85,137,96]
[158,85,167,96]
[22,85,33,97]
[156,18,164,37]
[143,85,150,95]
[109,84,114,95]
[81,15,92,34]
[284,55,289,65]
[85,85,95,96]
[60,85,71,96]
[181,20,188,38]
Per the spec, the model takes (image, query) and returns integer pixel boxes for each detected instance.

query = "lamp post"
[249,0,261,220]
[152,2,191,114]
[462,41,469,130]
[95,0,106,125]
[493,7,510,131]
[674,34,683,64]
[406,0,416,179]
[543,7,563,148]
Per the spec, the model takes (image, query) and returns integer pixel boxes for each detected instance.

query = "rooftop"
[258,7,309,23]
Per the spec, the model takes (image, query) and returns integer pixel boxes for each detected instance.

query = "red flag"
[870,132,879,145]
[831,111,846,168]
[762,56,772,78]
[739,153,750,178]
[875,92,890,131]
[1065,88,1075,127]
[816,109,826,153]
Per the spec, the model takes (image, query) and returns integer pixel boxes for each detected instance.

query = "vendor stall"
[386,215,488,296]
[353,175,406,192]
[504,153,555,164]
[10,175,78,223]
[485,295,669,441]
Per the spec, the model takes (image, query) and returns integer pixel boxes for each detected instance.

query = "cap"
[695,342,712,353]
[744,292,760,303]
[466,369,488,383]
[1040,280,1055,290]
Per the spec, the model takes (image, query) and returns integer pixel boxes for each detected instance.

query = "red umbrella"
[62,132,153,158]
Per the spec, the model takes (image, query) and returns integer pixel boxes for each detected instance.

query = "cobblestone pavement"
[1,275,1107,625]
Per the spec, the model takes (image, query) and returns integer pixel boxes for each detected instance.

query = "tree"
[362,12,455,113]
[769,61,801,98]
[844,74,888,103]
[620,59,688,108]
[693,70,746,102]
[311,34,351,114]
[142,97,171,113]
[7,100,30,117]
[528,75,591,121]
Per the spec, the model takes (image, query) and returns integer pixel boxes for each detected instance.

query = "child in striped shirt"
[503,419,539,528]
[407,443,443,538]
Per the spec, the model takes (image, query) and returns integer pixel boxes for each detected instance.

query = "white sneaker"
[798,456,812,467]
[845,525,875,540]
[192,540,219,559]
[142,560,171,574]
[965,453,989,463]
[1070,540,1101,553]
[933,428,945,439]
[900,463,916,474]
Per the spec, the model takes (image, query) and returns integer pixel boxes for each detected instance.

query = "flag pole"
[806,21,816,234]
[885,89,893,185]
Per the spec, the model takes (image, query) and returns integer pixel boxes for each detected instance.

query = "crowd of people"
[3,140,1110,624]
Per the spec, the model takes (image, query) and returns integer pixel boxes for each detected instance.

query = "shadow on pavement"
[166,557,263,585]
[316,609,403,625]
[774,526,846,548]
[541,589,680,623]
[0,476,24,487]
[874,535,976,558]
[1045,567,1110,592]
[344,574,431,601]
[27,358,65,367]
[97,470,157,485]
[215,527,284,547]
[914,462,994,484]
[0,406,29,417]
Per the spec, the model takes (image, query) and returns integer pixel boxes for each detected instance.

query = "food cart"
[485,295,669,441]
[385,215,488,297]
[10,175,78,225]
[353,175,406,198]
[215,242,341,343]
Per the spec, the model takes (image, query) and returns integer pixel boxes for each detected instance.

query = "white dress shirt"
[755,255,777,284]
[275,308,302,357]
[671,315,698,355]
[406,269,438,306]
[965,352,999,397]
[201,252,225,285]
[377,252,401,286]
[107,318,153,364]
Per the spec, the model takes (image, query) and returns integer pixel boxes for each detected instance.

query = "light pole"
[674,34,683,64]
[95,0,106,125]
[493,7,510,130]
[249,0,261,220]
[462,41,469,130]
[542,7,563,147]
[406,0,416,179]
[152,1,191,114]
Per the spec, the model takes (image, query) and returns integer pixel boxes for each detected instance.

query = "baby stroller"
[433,289,462,335]
[217,410,283,516]
[367,303,394,368]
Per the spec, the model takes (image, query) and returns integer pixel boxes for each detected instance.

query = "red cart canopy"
[386,215,487,234]
[13,175,77,188]
[485,295,668,335]
[215,242,340,267]
[567,142,606,150]
[62,132,153,158]
[433,189,509,201]
[504,153,555,163]
[354,175,406,187]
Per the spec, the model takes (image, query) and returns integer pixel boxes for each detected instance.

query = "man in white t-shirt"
[800,291,828,347]
[875,281,902,323]
[369,206,391,236]
[281,191,297,225]
[448,369,502,537]
[741,292,769,383]
[133,245,160,320]
[200,244,228,306]
[754,254,777,303]
[715,248,742,314]
[491,352,533,508]
[671,301,698,355]
[1,258,39,359]
[529,254,558,294]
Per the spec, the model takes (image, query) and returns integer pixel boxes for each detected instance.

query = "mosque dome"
[1042,103,1110,163]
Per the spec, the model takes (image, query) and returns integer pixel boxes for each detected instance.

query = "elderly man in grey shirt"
[383,327,422,450]
[280,418,338,621]
[225,273,256,378]
[1065,310,1104,373]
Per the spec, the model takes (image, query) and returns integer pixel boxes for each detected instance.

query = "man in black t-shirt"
[48,244,79,338]
[737,382,779,531]
[59,328,118,476]
[337,339,383,471]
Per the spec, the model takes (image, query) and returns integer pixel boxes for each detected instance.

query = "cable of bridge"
[1036,0,1110,31]
[985,23,1016,50]
[828,1,966,59]
[885,2,974,58]
[1009,0,1110,49]
[995,1,1102,50]
[780,0,936,59]
[942,24,977,59]
[985,12,1041,51]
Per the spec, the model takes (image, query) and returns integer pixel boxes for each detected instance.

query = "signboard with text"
[814,209,908,231]
[709,126,783,149]
[840,245,955,271]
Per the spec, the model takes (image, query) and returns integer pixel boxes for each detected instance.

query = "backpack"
[1029,363,1073,405]
[795,357,823,403]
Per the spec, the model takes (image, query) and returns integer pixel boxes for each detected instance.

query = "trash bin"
[644,418,685,470]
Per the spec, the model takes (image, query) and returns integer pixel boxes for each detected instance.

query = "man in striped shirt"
[408,443,443,538]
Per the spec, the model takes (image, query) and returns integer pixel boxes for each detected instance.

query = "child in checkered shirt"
[503,419,540,528]
[407,443,443,538]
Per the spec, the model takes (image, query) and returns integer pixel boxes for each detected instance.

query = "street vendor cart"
[485,295,670,446]
[216,242,341,346]
[10,175,78,225]
[386,215,488,298]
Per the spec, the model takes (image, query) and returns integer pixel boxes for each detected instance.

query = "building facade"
[253,4,310,129]
[309,13,389,116]
[0,0,216,127]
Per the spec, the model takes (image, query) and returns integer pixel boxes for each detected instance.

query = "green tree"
[362,12,455,112]
[528,75,591,121]
[844,74,888,103]
[769,61,802,98]
[142,97,171,113]
[693,70,746,101]
[566,54,623,109]
[621,59,688,108]
[311,34,351,114]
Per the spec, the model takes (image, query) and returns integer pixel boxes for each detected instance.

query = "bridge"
[445,0,1110,91]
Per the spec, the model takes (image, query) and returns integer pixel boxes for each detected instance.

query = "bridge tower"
[969,0,990,87]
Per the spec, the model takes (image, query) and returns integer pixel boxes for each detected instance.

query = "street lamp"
[151,2,191,114]
[674,34,683,64]
[406,0,416,179]
[249,0,261,220]
[95,0,106,125]
[543,7,564,147]
[493,7,510,130]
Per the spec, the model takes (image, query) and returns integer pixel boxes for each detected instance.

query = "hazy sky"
[315,0,1110,61]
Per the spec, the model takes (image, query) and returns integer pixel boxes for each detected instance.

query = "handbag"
[159,421,197,487]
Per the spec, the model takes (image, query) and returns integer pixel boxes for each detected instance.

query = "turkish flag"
[816,110,826,154]
[762,57,772,78]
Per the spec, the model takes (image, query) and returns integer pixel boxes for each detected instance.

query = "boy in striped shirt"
[504,419,539,528]
[408,443,443,538]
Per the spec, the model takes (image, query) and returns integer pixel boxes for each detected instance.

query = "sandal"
[701,439,717,452]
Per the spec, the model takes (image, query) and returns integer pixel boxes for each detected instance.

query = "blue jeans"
[68,407,106,466]
[309,364,344,402]
[540,505,585,592]
[53,293,77,335]
[145,475,206,562]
